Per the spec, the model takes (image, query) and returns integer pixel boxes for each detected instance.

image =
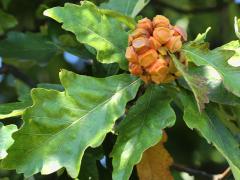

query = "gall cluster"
[126,15,187,84]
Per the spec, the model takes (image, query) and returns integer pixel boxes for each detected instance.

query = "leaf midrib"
[183,49,225,75]
[64,10,125,56]
[21,78,140,155]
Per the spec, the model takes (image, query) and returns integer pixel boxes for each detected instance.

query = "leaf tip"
[43,9,51,17]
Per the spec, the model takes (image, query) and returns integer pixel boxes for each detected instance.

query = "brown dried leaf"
[136,133,173,180]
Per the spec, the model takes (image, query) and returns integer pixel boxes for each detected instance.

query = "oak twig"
[172,163,231,179]
[0,63,36,87]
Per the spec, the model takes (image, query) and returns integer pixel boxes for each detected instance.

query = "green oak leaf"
[171,54,209,111]
[44,1,128,69]
[219,40,240,68]
[2,70,141,178]
[213,105,240,139]
[183,33,240,97]
[179,90,240,179]
[185,65,240,106]
[0,123,18,159]
[100,9,136,30]
[0,80,32,120]
[230,162,240,180]
[234,17,240,39]
[0,101,30,120]
[0,32,59,63]
[100,0,150,18]
[111,85,176,180]
[0,10,17,35]
[193,27,211,43]
[57,34,95,59]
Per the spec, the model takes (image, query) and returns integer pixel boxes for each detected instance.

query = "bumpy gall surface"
[126,15,187,84]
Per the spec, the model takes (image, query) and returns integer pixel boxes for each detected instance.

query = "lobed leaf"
[0,32,59,63]
[0,102,30,120]
[100,0,150,18]
[183,33,240,97]
[111,85,176,180]
[0,10,17,35]
[184,65,240,106]
[0,123,18,159]
[0,81,32,120]
[2,70,141,178]
[179,90,240,178]
[171,54,209,111]
[219,40,240,68]
[44,1,129,69]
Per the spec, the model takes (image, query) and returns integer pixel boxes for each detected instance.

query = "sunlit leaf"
[100,0,150,18]
[183,30,240,97]
[44,1,128,69]
[0,123,18,159]
[111,85,176,180]
[185,65,240,106]
[2,70,141,178]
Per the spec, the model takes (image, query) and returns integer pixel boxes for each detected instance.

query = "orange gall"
[132,37,150,54]
[149,37,161,50]
[153,15,170,28]
[137,18,153,33]
[125,46,138,63]
[165,36,182,53]
[173,26,187,41]
[153,27,172,44]
[151,74,167,84]
[146,59,169,75]
[129,63,143,75]
[140,75,151,84]
[138,49,158,67]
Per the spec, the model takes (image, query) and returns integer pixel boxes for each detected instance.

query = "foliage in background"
[0,0,240,180]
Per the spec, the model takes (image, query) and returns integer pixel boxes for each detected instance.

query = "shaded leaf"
[0,10,17,35]
[44,1,128,69]
[171,54,209,111]
[0,123,18,159]
[57,34,94,59]
[0,101,30,120]
[180,65,240,106]
[37,83,64,91]
[0,80,32,120]
[0,32,59,63]
[100,0,150,18]
[213,105,240,139]
[0,0,11,10]
[2,70,141,178]
[100,9,136,30]
[111,85,176,180]
[179,90,240,177]
[78,148,103,180]
[136,133,173,180]
[183,34,240,97]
